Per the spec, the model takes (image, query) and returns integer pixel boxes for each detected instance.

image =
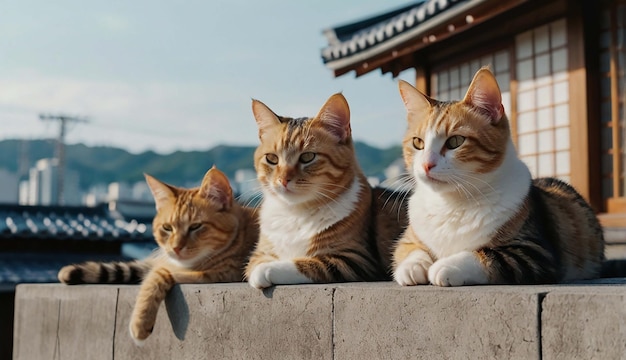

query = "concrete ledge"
[13,280,626,360]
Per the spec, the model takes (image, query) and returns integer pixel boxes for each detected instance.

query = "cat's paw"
[129,318,153,346]
[393,250,433,286]
[248,262,274,289]
[428,251,489,287]
[248,260,312,289]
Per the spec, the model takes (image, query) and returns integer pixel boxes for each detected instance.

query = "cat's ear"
[144,173,176,211]
[200,166,233,211]
[398,80,432,121]
[463,67,504,124]
[314,93,351,142]
[252,99,281,140]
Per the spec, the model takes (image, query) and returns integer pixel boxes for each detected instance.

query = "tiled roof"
[0,252,133,292]
[321,0,481,73]
[0,203,152,242]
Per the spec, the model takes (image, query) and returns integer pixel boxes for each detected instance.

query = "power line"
[39,114,89,205]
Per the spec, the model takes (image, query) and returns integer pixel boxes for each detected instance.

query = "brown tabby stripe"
[317,152,351,171]
[67,268,84,285]
[98,264,109,283]
[129,265,142,284]
[295,251,378,282]
[480,183,564,284]
[464,135,501,157]
[114,263,125,283]
[432,105,452,133]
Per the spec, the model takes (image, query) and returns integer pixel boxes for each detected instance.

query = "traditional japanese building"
[321,0,626,229]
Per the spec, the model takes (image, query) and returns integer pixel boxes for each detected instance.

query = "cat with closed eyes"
[58,167,259,344]
[393,66,605,286]
[245,93,407,288]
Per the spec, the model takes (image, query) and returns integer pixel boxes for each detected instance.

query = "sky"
[0,1,416,154]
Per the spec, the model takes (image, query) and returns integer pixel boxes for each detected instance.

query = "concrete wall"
[13,280,626,360]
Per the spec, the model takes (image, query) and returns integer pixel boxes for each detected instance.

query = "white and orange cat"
[393,67,605,286]
[58,167,259,344]
[245,93,406,288]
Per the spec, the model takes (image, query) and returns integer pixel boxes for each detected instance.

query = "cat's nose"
[173,244,185,255]
[279,177,291,187]
[423,161,436,174]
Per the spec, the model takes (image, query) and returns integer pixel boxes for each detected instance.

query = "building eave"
[322,0,531,78]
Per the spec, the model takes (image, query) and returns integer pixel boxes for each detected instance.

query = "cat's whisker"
[240,191,264,209]
[380,181,412,217]
[448,175,477,205]
[454,170,498,194]
[449,174,489,206]
[315,182,351,191]
[314,189,346,216]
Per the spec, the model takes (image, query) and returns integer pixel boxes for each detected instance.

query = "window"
[600,1,626,208]
[432,51,511,115]
[514,19,570,182]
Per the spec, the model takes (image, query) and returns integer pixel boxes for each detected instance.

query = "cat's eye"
[445,135,465,149]
[162,224,173,232]
[189,223,202,231]
[412,137,424,150]
[266,153,278,165]
[299,152,316,164]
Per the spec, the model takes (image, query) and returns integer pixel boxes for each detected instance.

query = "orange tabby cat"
[58,167,259,344]
[244,93,407,288]
[392,67,605,286]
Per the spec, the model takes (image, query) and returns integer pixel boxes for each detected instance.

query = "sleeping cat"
[393,66,605,286]
[245,93,407,288]
[58,167,259,344]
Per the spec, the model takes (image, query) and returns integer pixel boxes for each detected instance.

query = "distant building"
[83,183,108,207]
[0,169,19,204]
[19,158,80,206]
[108,182,132,202]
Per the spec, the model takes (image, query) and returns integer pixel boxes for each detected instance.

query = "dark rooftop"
[0,203,155,291]
[0,203,152,241]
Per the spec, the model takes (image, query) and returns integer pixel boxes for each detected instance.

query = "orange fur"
[60,167,259,343]
[245,94,406,287]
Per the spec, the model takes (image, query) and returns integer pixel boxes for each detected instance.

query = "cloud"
[98,14,130,33]
[0,71,261,153]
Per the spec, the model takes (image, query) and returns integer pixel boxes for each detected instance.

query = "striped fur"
[393,67,605,286]
[60,167,259,344]
[58,259,150,285]
[245,93,407,288]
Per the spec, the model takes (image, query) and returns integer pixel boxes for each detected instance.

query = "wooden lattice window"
[600,0,626,212]
[514,19,570,182]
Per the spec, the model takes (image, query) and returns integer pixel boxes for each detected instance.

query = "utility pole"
[39,114,89,205]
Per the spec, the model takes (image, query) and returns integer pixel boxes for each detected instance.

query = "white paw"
[248,262,274,289]
[129,320,148,347]
[428,251,488,287]
[393,250,433,286]
[248,260,312,289]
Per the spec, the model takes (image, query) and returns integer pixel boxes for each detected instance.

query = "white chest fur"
[260,177,361,259]
[409,144,532,259]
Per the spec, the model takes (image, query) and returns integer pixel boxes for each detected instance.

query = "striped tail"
[58,260,151,284]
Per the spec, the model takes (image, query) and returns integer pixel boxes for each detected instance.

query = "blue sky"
[0,1,415,154]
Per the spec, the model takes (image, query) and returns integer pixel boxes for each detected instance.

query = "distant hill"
[0,139,402,190]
